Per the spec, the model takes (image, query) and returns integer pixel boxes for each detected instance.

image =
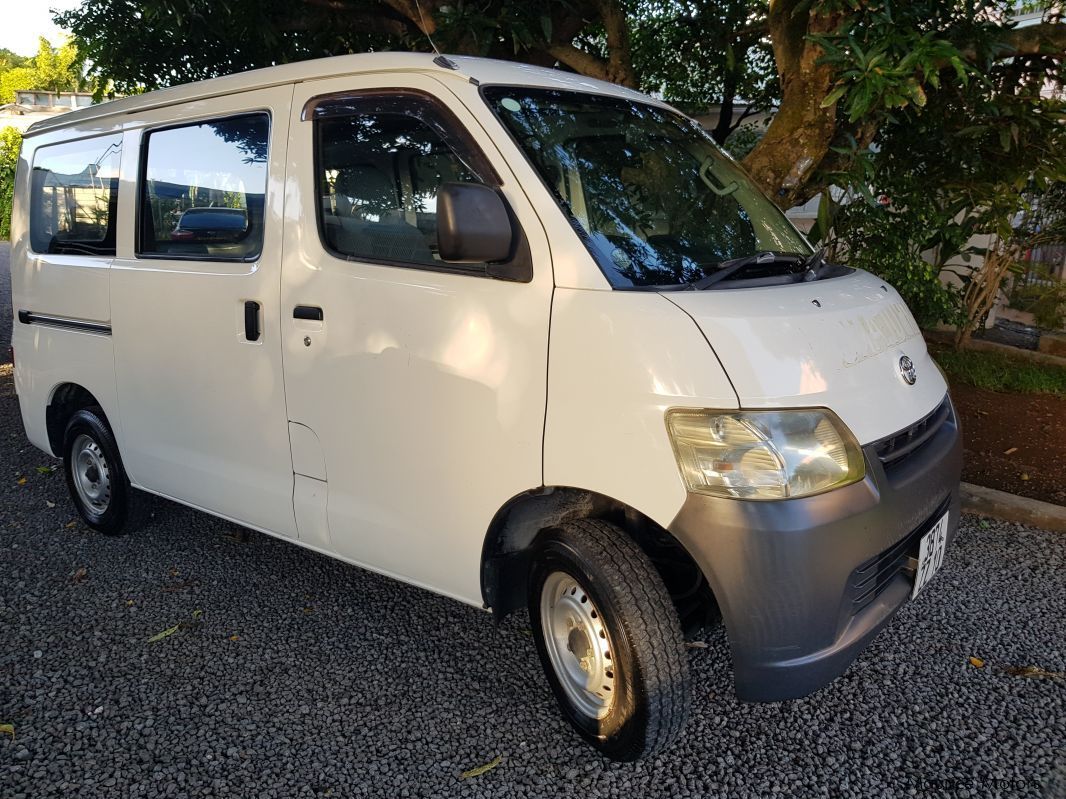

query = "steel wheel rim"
[539,571,616,719]
[71,433,112,513]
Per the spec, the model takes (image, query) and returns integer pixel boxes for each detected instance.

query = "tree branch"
[992,21,1066,58]
[728,102,760,134]
[731,20,769,42]
[286,0,414,37]
[545,42,613,82]
[381,0,436,34]
[595,0,637,87]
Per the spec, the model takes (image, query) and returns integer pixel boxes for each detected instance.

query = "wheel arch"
[45,382,111,457]
[480,486,718,633]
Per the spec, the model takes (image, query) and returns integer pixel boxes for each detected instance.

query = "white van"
[9,53,962,760]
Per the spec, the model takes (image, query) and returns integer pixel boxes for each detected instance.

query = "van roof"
[24,52,654,137]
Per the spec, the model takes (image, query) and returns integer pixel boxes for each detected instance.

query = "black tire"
[528,519,690,761]
[62,407,134,535]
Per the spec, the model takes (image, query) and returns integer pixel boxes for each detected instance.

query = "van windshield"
[483,87,811,289]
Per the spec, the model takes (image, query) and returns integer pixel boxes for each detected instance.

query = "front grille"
[847,500,949,616]
[872,395,952,467]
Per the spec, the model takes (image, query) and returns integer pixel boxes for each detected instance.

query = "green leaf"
[849,35,866,66]
[0,723,13,740]
[821,86,848,108]
[147,623,180,643]
[950,57,969,83]
[998,127,1012,152]
[460,755,503,779]
[538,15,551,42]
[813,191,834,243]
[35,466,55,474]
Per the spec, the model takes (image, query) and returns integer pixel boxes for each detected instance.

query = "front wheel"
[528,519,690,761]
[62,407,134,535]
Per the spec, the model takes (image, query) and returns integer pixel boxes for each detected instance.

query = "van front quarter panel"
[543,288,739,528]
[544,283,963,702]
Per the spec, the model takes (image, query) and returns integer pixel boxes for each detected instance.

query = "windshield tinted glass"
[483,87,810,288]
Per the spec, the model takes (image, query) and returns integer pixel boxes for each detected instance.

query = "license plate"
[912,511,949,599]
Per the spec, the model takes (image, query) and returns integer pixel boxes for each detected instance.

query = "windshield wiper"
[801,247,829,282]
[687,251,805,290]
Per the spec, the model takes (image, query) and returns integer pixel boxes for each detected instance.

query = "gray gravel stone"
[1,241,1064,798]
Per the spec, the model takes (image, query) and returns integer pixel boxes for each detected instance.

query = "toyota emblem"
[898,355,917,385]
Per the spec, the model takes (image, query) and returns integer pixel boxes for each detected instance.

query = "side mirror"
[437,182,514,263]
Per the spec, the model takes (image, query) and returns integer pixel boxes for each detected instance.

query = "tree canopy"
[0,38,88,103]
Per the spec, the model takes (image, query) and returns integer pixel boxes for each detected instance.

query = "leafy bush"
[1012,271,1066,331]
[0,126,22,241]
[820,193,964,330]
[723,123,764,161]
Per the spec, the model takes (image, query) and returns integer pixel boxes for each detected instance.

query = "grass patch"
[931,346,1066,395]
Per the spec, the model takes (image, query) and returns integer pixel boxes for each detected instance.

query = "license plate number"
[912,511,949,599]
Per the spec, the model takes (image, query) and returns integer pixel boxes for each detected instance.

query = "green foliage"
[0,126,22,241]
[723,123,764,160]
[932,345,1066,395]
[30,38,84,92]
[821,193,964,328]
[54,0,442,96]
[0,38,87,102]
[1009,183,1066,331]
[811,1,1066,331]
[814,9,974,123]
[1012,269,1066,330]
[0,67,37,104]
[629,0,776,141]
[0,48,32,71]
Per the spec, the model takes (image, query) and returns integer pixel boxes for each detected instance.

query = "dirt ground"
[949,381,1066,506]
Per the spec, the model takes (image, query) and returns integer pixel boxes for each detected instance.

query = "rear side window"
[139,113,269,261]
[30,134,122,256]
[311,93,491,269]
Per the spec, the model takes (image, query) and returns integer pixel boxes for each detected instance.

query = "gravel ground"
[1,241,1065,798]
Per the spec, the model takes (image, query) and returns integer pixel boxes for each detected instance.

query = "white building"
[0,91,95,133]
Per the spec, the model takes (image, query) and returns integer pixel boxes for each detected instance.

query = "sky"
[1,0,82,57]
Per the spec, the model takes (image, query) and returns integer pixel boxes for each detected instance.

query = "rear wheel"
[528,519,690,761]
[62,407,134,535]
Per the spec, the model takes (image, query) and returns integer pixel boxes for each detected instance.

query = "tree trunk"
[546,0,638,88]
[955,241,1016,350]
[711,57,739,145]
[741,1,843,207]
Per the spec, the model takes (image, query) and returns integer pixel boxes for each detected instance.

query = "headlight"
[665,408,865,500]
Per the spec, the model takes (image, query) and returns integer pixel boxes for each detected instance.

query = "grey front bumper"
[668,401,964,702]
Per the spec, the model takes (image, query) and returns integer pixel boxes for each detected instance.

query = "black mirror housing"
[437,182,514,264]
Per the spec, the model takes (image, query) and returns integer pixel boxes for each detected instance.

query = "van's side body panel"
[108,86,298,536]
[11,128,122,454]
[279,74,554,604]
